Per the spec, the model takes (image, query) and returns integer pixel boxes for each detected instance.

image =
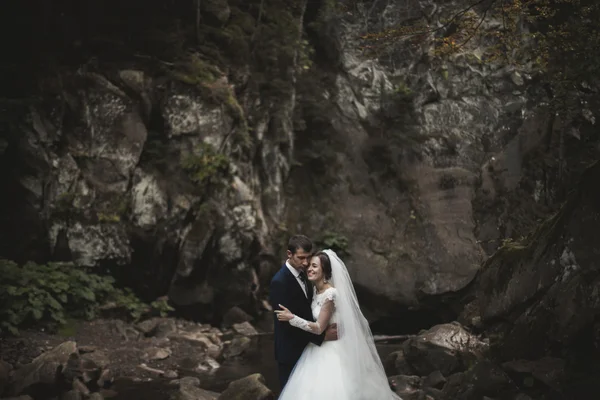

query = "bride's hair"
[313,251,332,280]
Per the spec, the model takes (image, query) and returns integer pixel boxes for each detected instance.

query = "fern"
[0,259,173,335]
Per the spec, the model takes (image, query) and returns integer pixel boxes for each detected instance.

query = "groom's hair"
[288,235,313,254]
[314,251,332,280]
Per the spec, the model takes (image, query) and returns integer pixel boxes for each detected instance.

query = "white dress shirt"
[286,260,308,298]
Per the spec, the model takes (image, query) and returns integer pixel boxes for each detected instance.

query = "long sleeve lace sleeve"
[288,288,336,335]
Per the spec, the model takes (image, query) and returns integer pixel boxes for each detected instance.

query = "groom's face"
[287,248,311,271]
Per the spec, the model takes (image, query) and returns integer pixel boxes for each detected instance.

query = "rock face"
[0,1,308,321]
[463,163,600,360]
[382,323,532,400]
[1,0,599,322]
[1,317,265,399]
[459,161,600,398]
[283,0,600,317]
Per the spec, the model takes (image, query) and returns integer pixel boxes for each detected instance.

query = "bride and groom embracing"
[270,235,400,399]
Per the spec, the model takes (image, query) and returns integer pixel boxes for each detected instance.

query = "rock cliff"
[1,0,598,326]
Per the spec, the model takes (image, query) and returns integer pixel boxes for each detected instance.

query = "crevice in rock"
[355,285,461,335]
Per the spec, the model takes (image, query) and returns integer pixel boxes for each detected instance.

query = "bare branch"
[454,1,494,50]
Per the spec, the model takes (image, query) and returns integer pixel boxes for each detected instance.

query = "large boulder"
[9,341,77,396]
[461,161,600,361]
[217,374,274,400]
[440,360,518,400]
[171,376,218,400]
[402,323,487,376]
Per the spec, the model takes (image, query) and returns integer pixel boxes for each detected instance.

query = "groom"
[269,234,338,390]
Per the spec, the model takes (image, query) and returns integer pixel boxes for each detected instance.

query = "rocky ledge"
[1,318,557,400]
[0,313,273,400]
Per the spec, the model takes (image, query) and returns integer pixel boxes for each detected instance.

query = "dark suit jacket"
[270,264,325,365]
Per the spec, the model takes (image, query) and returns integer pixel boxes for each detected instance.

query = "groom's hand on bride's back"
[324,323,338,341]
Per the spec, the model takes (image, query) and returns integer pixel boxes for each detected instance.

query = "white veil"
[323,249,401,399]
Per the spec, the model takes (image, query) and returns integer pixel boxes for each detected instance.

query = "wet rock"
[170,330,222,359]
[403,323,487,376]
[80,358,103,387]
[96,369,113,389]
[77,346,96,354]
[179,377,200,387]
[163,370,178,379]
[222,307,254,327]
[9,341,77,395]
[441,360,517,400]
[217,373,274,400]
[195,357,220,374]
[81,350,110,371]
[502,357,565,391]
[109,319,141,342]
[422,370,446,390]
[231,322,258,337]
[384,349,415,376]
[171,376,217,400]
[222,337,252,359]
[141,347,171,362]
[388,375,422,400]
[136,318,177,338]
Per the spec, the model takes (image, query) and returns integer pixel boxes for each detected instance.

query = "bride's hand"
[275,304,294,322]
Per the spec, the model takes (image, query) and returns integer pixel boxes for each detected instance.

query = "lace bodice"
[289,287,337,334]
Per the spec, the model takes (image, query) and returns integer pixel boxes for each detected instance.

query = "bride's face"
[307,256,323,282]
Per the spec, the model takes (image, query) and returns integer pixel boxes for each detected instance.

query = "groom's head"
[287,235,313,271]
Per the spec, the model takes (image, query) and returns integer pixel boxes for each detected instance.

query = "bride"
[275,249,401,399]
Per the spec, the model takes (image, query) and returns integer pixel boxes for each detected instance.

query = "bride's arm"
[276,290,335,335]
[290,299,334,334]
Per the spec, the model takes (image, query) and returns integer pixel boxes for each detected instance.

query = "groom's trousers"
[278,362,294,390]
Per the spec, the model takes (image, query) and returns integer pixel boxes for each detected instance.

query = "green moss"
[316,231,350,257]
[54,191,76,212]
[181,142,231,188]
[394,82,413,96]
[171,53,221,86]
[97,213,121,223]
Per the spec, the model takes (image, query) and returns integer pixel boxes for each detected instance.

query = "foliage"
[0,259,172,335]
[150,297,175,317]
[97,212,121,223]
[360,0,600,115]
[317,231,350,257]
[181,142,231,188]
[172,53,223,86]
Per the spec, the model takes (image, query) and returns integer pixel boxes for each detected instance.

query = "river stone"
[217,374,274,400]
[170,376,218,400]
[231,322,258,337]
[403,323,486,376]
[384,349,415,376]
[222,337,251,359]
[10,341,77,395]
[222,307,253,327]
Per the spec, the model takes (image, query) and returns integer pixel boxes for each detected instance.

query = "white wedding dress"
[279,250,401,400]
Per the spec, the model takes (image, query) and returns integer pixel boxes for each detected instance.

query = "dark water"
[112,334,402,399]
